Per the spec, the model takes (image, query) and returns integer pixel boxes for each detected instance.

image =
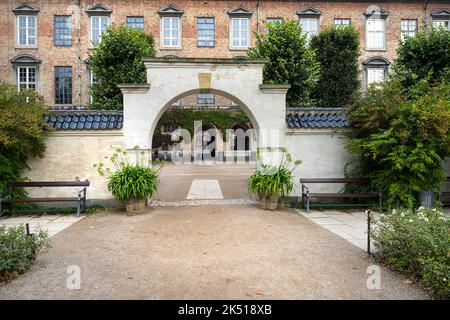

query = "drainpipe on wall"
[256,0,260,34]
[77,0,82,109]
[424,0,429,35]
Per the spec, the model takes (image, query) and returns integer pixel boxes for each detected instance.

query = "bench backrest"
[300,178,370,184]
[8,181,90,188]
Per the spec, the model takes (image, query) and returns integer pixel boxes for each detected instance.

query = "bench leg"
[76,193,81,217]
[378,191,382,213]
[306,196,310,213]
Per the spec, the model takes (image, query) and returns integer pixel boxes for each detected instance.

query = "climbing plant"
[152,108,250,148]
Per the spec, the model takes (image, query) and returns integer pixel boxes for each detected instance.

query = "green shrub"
[248,148,301,199]
[310,25,360,108]
[0,224,48,282]
[89,24,156,110]
[95,147,161,202]
[372,207,449,298]
[248,19,319,106]
[0,84,49,197]
[347,78,450,208]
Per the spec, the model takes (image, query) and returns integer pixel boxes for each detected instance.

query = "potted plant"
[248,148,301,210]
[95,147,161,213]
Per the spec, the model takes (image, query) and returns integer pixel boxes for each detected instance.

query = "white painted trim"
[229,17,250,49]
[160,16,182,49]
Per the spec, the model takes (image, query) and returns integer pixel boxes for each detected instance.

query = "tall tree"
[394,27,450,87]
[0,85,49,194]
[248,20,319,106]
[310,26,360,108]
[89,25,156,110]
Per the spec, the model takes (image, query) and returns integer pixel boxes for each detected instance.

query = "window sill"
[364,48,387,52]
[229,47,248,51]
[160,47,183,51]
[14,46,38,49]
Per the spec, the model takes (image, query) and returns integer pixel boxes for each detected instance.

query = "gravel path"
[0,205,428,299]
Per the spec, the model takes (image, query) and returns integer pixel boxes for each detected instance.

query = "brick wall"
[0,1,447,108]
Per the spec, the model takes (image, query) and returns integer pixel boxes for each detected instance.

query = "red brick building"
[0,1,449,108]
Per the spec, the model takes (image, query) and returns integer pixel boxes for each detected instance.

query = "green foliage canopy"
[394,27,450,87]
[310,26,360,107]
[248,20,319,106]
[152,108,250,147]
[89,25,156,110]
[347,79,450,208]
[0,85,49,194]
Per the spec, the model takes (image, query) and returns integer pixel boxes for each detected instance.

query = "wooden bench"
[300,178,381,213]
[1,181,90,217]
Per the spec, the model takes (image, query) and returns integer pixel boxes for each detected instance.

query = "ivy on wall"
[152,108,250,148]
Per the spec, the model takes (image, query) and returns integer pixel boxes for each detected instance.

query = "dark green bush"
[89,24,156,110]
[0,84,49,196]
[347,79,450,208]
[0,224,49,282]
[248,19,319,106]
[310,26,360,108]
[372,207,450,298]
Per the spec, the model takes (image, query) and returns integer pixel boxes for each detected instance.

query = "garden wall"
[23,128,449,204]
[24,131,125,205]
[286,128,354,197]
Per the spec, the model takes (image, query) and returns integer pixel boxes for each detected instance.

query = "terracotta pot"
[266,196,279,210]
[126,198,146,213]
[258,195,268,209]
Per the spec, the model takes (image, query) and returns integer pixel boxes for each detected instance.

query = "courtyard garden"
[0,20,449,300]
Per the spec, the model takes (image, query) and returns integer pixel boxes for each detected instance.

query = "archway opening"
[151,90,257,164]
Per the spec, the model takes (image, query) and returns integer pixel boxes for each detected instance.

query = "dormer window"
[86,4,112,45]
[431,8,450,30]
[297,8,322,43]
[158,5,184,49]
[364,7,389,50]
[228,6,253,49]
[12,4,40,47]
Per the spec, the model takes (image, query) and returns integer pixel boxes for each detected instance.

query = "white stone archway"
[119,57,289,158]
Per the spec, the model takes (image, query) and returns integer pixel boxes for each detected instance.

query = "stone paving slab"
[295,209,373,252]
[0,215,84,237]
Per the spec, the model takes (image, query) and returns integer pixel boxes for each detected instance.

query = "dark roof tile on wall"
[286,108,349,129]
[45,110,123,130]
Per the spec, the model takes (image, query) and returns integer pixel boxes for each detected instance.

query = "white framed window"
[90,16,109,45]
[17,66,37,91]
[161,16,180,48]
[433,20,450,30]
[17,15,36,46]
[367,68,385,86]
[401,19,417,40]
[334,18,351,27]
[299,18,319,42]
[366,18,385,50]
[230,17,249,48]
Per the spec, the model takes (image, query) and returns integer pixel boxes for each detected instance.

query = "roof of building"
[45,108,349,130]
[285,108,349,129]
[45,110,123,130]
